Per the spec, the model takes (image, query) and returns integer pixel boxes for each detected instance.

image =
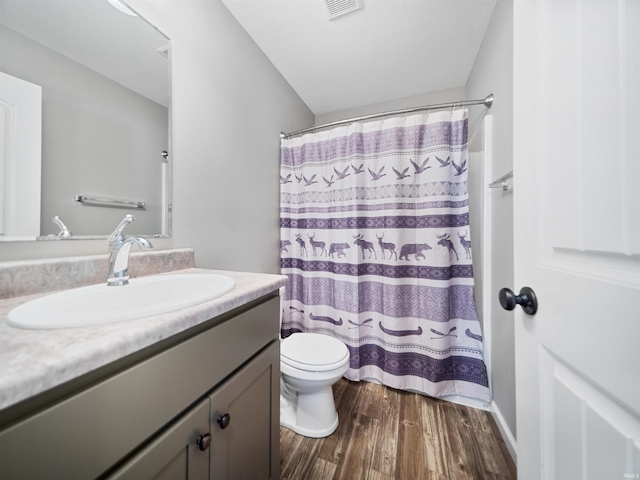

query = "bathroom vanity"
[0,251,286,479]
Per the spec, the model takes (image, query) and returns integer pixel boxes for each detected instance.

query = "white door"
[0,71,42,238]
[513,0,639,478]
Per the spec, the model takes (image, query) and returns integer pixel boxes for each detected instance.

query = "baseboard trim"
[440,394,491,412]
[490,400,517,463]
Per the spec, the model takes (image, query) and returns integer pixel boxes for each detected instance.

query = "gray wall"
[130,0,314,274]
[0,24,167,237]
[0,0,313,268]
[466,0,516,455]
[315,86,467,125]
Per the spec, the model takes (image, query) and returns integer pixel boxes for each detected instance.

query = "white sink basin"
[7,274,235,330]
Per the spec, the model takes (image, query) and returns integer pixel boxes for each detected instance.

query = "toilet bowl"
[280,332,350,438]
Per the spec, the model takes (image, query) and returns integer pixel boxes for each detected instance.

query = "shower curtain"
[280,109,489,402]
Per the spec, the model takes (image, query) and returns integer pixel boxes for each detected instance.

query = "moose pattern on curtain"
[280,109,489,402]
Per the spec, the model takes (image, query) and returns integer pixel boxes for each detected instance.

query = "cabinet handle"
[196,433,212,451]
[217,413,231,429]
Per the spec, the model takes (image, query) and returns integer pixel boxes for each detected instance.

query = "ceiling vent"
[324,0,361,20]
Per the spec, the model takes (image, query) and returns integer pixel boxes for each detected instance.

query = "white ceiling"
[0,0,169,107]
[221,0,497,115]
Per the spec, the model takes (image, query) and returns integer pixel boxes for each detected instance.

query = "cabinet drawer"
[0,294,280,479]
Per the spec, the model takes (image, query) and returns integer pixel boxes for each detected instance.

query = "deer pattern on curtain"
[280,109,490,402]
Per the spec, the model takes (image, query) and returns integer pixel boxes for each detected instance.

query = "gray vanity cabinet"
[0,293,281,480]
[110,340,280,480]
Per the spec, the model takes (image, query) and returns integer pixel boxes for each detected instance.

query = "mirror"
[0,0,170,241]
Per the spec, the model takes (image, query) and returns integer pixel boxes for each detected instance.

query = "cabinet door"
[108,399,210,480]
[209,341,280,480]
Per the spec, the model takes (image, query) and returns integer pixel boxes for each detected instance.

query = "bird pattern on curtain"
[280,109,490,402]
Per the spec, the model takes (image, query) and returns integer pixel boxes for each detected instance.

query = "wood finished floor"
[280,379,516,480]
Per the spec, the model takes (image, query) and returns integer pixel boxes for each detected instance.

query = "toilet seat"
[281,333,349,372]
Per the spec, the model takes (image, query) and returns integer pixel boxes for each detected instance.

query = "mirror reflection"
[0,0,170,241]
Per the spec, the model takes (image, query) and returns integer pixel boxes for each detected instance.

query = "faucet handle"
[52,216,72,238]
[109,214,135,240]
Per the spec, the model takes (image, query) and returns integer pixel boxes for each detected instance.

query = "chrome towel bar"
[75,194,145,209]
[489,171,513,191]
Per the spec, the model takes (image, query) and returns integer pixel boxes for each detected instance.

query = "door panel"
[108,399,210,480]
[541,349,640,479]
[513,0,640,477]
[0,72,41,237]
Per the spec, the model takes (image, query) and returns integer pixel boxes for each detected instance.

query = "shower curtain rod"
[280,93,494,139]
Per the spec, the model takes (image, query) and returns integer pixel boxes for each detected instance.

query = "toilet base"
[280,411,339,438]
[280,382,340,438]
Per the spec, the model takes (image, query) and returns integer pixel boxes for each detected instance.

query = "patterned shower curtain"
[279,109,490,402]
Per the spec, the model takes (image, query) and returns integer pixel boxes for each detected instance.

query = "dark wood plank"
[333,413,378,480]
[354,380,385,417]
[396,390,429,479]
[439,400,477,480]
[369,384,400,478]
[365,470,395,480]
[451,402,494,479]
[280,378,517,480]
[420,396,451,476]
[460,406,512,477]
[481,410,517,479]
[306,458,337,480]
[280,428,324,480]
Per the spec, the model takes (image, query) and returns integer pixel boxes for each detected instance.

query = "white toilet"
[280,332,350,438]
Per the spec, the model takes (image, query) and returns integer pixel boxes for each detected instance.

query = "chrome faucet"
[107,214,153,286]
[52,216,72,238]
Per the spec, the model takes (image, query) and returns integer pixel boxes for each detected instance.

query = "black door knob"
[499,287,538,315]
[196,433,211,451]
[217,413,231,429]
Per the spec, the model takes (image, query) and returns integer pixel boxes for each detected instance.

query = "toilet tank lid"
[281,333,349,367]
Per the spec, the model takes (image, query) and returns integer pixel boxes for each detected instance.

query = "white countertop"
[0,268,287,411]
